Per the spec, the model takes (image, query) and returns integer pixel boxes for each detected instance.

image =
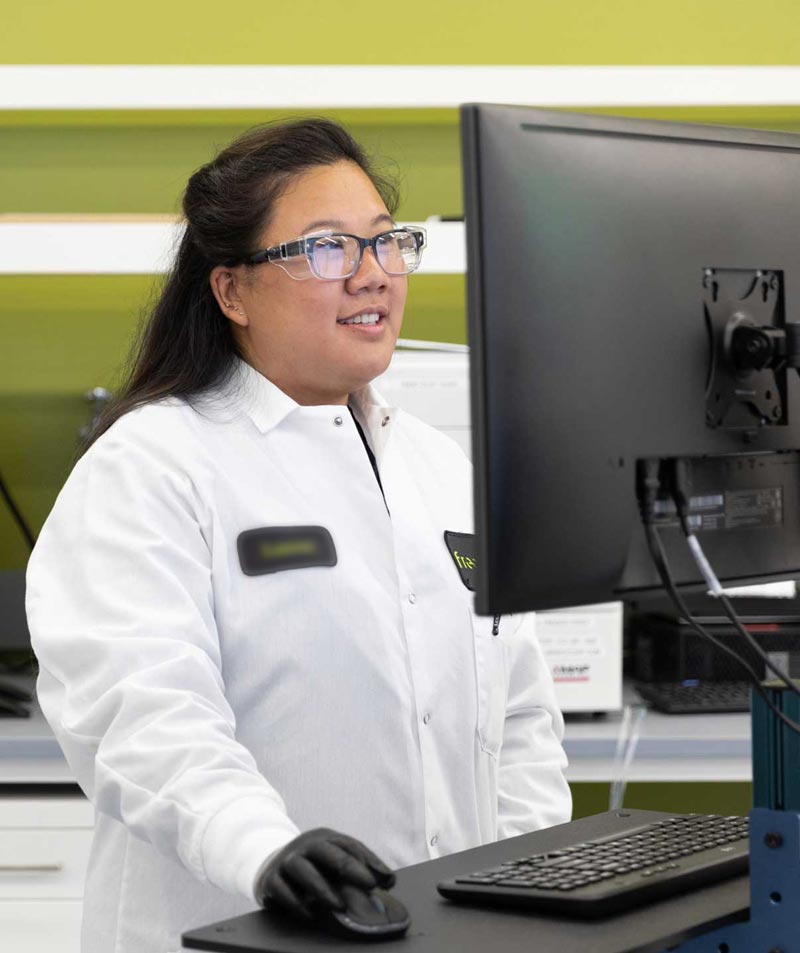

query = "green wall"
[4,0,800,64]
[571,782,752,819]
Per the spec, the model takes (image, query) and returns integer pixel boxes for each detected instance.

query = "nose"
[346,246,388,293]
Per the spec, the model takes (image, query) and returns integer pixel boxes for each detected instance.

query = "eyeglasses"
[244,226,427,281]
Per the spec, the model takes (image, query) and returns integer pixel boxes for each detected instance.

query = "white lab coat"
[26,358,570,953]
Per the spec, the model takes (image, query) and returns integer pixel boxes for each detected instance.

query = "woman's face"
[213,160,408,406]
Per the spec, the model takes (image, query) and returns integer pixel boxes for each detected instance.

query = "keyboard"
[437,813,749,918]
[635,680,751,714]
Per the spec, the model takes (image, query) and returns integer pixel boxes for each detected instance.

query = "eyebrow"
[300,213,395,234]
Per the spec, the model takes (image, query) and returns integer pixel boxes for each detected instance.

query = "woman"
[26,118,571,952]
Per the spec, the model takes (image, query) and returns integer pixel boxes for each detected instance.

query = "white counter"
[0,681,751,787]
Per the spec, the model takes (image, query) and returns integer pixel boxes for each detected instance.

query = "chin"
[343,355,393,394]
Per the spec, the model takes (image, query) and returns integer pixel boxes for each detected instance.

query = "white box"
[536,603,623,713]
[373,346,471,458]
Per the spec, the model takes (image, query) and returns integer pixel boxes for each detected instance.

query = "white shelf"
[2,66,800,109]
[0,218,465,276]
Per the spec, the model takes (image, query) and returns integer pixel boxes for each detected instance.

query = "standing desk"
[181,809,750,953]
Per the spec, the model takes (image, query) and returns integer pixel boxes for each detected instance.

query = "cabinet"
[0,794,93,953]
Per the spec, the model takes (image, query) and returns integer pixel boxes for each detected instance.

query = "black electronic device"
[0,571,33,716]
[630,593,800,697]
[437,812,749,918]
[315,886,411,940]
[460,104,800,616]
[635,680,752,714]
[0,570,31,653]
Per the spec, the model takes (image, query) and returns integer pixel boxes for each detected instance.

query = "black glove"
[255,827,396,920]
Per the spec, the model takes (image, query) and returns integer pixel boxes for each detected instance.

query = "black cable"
[644,522,800,736]
[644,524,767,686]
[717,591,800,703]
[0,469,35,552]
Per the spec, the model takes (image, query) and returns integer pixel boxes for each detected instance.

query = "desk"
[181,810,750,953]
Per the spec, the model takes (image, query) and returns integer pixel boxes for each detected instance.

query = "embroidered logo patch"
[443,531,477,591]
[237,526,337,576]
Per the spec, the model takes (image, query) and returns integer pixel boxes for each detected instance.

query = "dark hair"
[80,117,400,455]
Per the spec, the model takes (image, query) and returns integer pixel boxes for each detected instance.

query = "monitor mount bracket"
[704,268,799,437]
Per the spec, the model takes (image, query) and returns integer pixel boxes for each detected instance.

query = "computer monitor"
[461,105,800,615]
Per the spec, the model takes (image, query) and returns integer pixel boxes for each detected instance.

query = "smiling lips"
[337,311,385,327]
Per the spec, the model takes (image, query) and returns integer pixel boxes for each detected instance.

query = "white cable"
[609,705,632,811]
[609,705,647,811]
[686,534,725,596]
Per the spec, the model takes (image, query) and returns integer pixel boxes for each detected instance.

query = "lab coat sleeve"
[496,612,572,838]
[26,421,300,902]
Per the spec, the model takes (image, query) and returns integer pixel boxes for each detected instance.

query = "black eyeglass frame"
[243,226,427,279]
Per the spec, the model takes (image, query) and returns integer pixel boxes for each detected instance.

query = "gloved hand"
[255,827,396,920]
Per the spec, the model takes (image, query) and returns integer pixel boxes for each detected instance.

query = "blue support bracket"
[671,808,800,952]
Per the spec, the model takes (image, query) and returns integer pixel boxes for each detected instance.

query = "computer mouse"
[317,884,411,940]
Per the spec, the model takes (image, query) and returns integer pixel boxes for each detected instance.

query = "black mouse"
[317,884,411,940]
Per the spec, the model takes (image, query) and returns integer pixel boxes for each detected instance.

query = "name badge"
[237,526,337,576]
[443,531,477,591]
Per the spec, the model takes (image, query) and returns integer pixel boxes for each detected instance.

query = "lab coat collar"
[349,383,397,460]
[232,359,299,435]
[231,359,397,452]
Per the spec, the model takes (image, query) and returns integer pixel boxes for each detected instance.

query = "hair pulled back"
[81,118,399,454]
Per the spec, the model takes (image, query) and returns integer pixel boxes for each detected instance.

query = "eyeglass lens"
[310,231,419,279]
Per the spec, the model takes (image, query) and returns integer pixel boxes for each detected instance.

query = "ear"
[210,266,249,327]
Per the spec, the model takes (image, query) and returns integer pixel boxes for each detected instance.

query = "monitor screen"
[461,105,800,615]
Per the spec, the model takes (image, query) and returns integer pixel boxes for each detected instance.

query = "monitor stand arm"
[670,685,800,952]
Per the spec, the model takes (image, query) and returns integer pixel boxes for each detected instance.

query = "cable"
[717,591,800,701]
[0,469,35,552]
[609,704,647,811]
[644,524,766,687]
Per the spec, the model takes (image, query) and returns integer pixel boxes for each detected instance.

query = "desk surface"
[182,810,750,953]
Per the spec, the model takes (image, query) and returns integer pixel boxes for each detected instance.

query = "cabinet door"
[0,899,82,953]
[0,794,92,953]
[0,827,92,897]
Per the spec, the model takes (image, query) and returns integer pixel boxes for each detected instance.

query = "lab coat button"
[430,834,439,846]
[423,712,431,725]
[382,416,390,427]
[334,416,344,426]
[408,592,417,604]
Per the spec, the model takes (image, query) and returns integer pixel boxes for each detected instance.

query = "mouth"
[336,310,387,331]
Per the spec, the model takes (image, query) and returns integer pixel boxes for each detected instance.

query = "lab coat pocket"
[471,615,508,758]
